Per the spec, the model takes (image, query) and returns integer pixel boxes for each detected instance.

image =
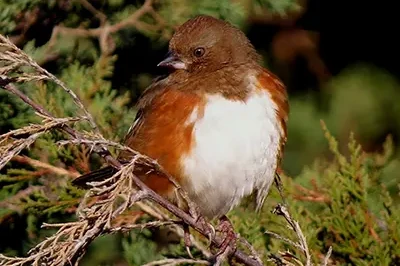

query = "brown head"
[158,15,260,75]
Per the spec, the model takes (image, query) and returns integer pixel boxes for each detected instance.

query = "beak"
[157,51,187,70]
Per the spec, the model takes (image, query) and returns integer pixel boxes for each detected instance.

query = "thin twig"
[0,133,42,170]
[78,0,107,25]
[321,246,332,266]
[107,220,175,233]
[1,82,121,169]
[0,114,84,169]
[47,0,163,54]
[265,230,303,250]
[12,155,80,178]
[239,237,264,265]
[142,258,210,266]
[0,186,44,212]
[0,35,99,133]
[267,204,313,266]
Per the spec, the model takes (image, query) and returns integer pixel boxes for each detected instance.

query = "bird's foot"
[210,215,237,265]
[173,211,215,258]
[182,224,194,258]
[189,206,216,245]
[195,214,216,245]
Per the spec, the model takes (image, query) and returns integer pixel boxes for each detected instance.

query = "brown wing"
[255,67,289,211]
[121,76,170,147]
[71,76,170,189]
[257,67,289,161]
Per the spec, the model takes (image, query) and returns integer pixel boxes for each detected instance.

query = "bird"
[72,14,288,253]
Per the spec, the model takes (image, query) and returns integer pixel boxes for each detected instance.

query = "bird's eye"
[193,47,205,57]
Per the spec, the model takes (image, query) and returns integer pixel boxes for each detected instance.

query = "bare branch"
[135,201,212,258]
[1,82,122,169]
[0,114,83,170]
[78,0,107,25]
[265,230,303,250]
[321,246,332,266]
[107,220,175,233]
[47,0,164,55]
[239,237,264,265]
[142,258,210,266]
[0,186,43,212]
[12,155,80,178]
[0,35,99,133]
[266,204,313,266]
[0,133,40,170]
[0,157,149,266]
[107,0,154,34]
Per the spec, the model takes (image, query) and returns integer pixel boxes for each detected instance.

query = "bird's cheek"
[183,62,196,73]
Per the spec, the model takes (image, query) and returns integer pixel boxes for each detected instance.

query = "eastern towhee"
[73,14,288,230]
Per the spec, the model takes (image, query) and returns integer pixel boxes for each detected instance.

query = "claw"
[195,214,216,246]
[183,224,193,258]
[207,223,216,245]
[209,215,237,265]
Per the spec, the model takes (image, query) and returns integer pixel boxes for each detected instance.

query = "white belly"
[181,88,282,219]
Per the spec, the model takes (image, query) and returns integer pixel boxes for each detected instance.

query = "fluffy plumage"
[72,15,289,220]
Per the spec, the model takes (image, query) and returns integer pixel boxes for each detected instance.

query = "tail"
[72,166,117,189]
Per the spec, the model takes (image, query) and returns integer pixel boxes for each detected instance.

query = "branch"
[9,7,40,46]
[78,0,107,25]
[293,183,330,203]
[266,204,312,266]
[0,186,44,213]
[12,155,80,178]
[0,35,99,133]
[107,220,175,233]
[46,0,165,55]
[1,81,121,170]
[321,246,332,266]
[142,258,210,266]
[0,113,84,169]
[106,0,154,33]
